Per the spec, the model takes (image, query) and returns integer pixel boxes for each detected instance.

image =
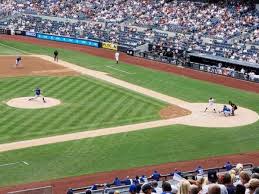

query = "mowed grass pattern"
[0,76,165,143]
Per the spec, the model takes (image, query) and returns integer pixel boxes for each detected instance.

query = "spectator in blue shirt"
[196,166,204,175]
[133,176,140,185]
[224,162,233,171]
[113,177,122,186]
[151,170,161,181]
[140,175,147,183]
[91,184,97,190]
[123,176,131,185]
[129,184,137,194]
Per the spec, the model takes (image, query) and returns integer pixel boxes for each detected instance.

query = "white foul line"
[0,161,29,168]
[106,65,135,74]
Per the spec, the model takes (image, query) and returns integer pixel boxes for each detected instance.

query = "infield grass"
[0,76,165,143]
[0,40,258,187]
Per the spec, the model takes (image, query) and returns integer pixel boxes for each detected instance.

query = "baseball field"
[0,38,259,192]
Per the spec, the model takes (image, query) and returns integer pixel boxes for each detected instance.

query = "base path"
[0,55,258,153]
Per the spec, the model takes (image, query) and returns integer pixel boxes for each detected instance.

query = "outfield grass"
[0,40,258,187]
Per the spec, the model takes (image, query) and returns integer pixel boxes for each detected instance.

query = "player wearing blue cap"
[28,87,46,103]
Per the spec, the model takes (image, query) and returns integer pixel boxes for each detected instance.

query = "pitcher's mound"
[6,97,61,109]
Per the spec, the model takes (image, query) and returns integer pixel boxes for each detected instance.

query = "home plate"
[6,97,61,109]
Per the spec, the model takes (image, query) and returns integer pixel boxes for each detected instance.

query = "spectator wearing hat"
[224,162,233,171]
[91,184,98,190]
[151,171,161,181]
[196,166,204,175]
[245,179,259,194]
[142,183,153,194]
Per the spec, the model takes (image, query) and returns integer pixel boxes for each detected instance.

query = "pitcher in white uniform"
[204,97,216,112]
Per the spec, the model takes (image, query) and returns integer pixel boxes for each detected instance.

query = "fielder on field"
[204,97,216,112]
[115,51,120,64]
[15,56,22,68]
[28,87,46,103]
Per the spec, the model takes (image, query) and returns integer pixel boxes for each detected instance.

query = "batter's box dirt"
[0,56,79,77]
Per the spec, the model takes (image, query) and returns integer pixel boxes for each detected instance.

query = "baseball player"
[229,101,237,116]
[204,97,216,112]
[15,56,22,68]
[28,87,46,103]
[54,50,59,62]
[115,51,120,64]
[219,105,232,117]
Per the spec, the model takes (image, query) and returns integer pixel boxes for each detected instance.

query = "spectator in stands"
[201,170,228,194]
[162,181,173,194]
[151,170,161,181]
[113,177,122,186]
[239,171,251,186]
[140,175,148,183]
[245,179,259,194]
[235,184,246,194]
[142,183,153,194]
[134,176,140,185]
[177,180,191,194]
[171,168,182,176]
[222,173,236,194]
[252,167,259,174]
[129,184,138,194]
[252,174,259,180]
[208,184,221,194]
[85,189,92,194]
[152,181,162,194]
[236,164,244,174]
[196,166,204,175]
[190,185,199,194]
[123,176,132,185]
[67,188,74,194]
[91,184,98,190]
[224,162,233,171]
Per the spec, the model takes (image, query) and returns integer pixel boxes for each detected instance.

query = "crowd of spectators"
[0,0,258,66]
[67,163,259,194]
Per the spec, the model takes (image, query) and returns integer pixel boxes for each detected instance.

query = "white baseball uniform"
[115,52,119,63]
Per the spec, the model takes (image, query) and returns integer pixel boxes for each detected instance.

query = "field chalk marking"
[106,65,135,74]
[0,161,29,168]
